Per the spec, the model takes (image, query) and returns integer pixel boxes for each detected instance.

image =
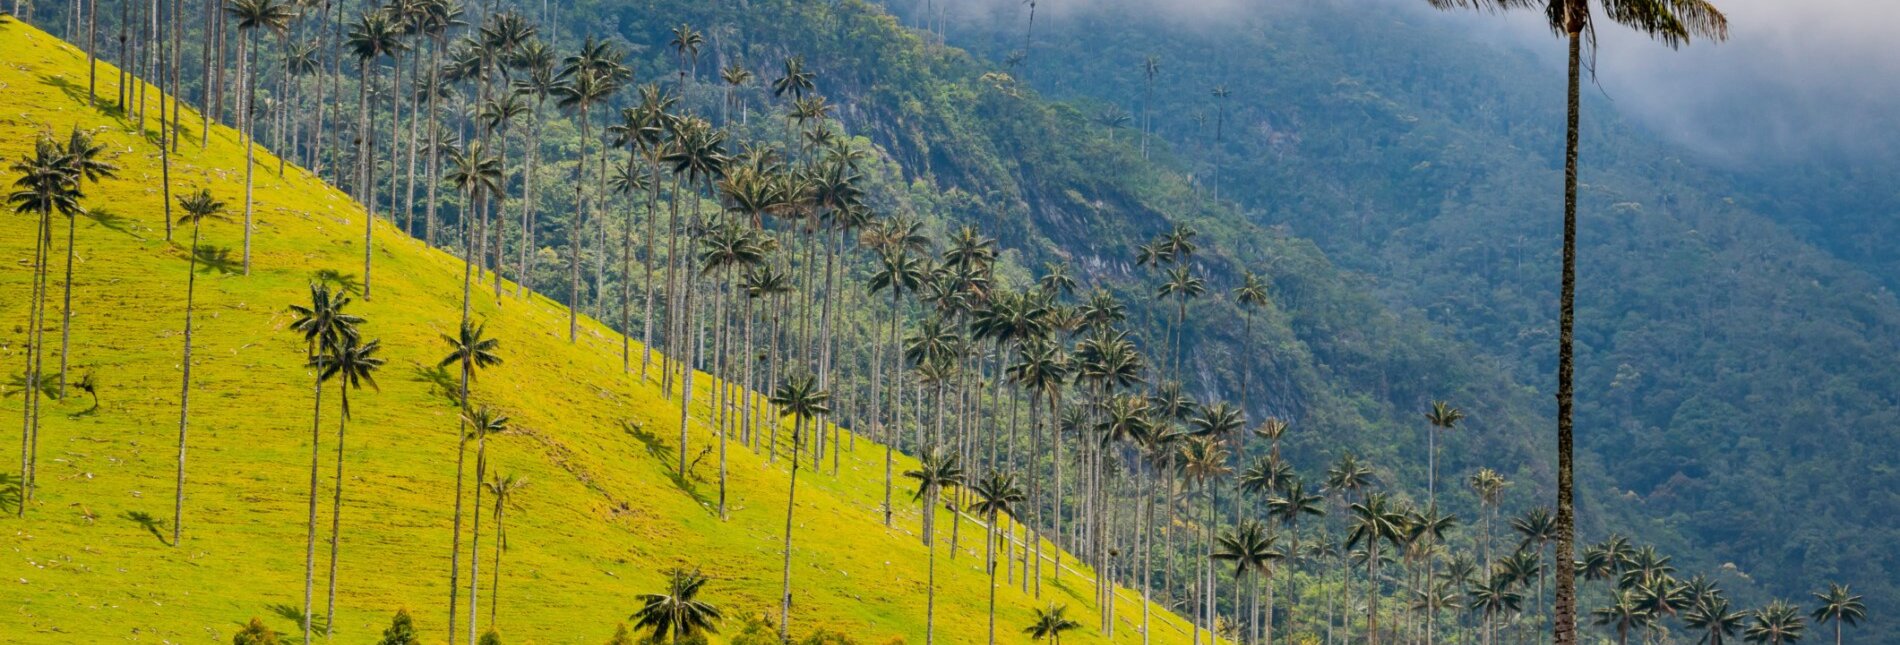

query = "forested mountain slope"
[0,21,1201,643]
[6,0,1884,639]
[918,0,1900,632]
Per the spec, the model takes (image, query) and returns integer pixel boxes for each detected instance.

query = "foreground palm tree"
[1746,600,1807,645]
[1422,3,1728,641]
[170,189,231,544]
[287,283,361,643]
[440,319,502,645]
[463,406,509,644]
[1212,519,1282,645]
[315,335,384,638]
[905,447,966,645]
[632,568,723,644]
[1685,593,1747,645]
[1025,604,1081,644]
[484,472,529,625]
[8,136,83,509]
[769,373,829,642]
[54,128,115,399]
[1809,584,1864,645]
[969,470,1025,645]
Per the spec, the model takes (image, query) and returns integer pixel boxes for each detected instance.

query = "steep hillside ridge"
[0,21,1198,643]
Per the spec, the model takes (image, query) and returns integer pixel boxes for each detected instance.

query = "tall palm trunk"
[425,35,444,247]
[639,146,662,379]
[358,57,377,298]
[56,207,79,399]
[676,191,703,475]
[924,485,939,645]
[568,106,591,342]
[323,382,354,637]
[778,416,804,642]
[403,42,422,235]
[620,145,638,372]
[468,428,490,645]
[18,209,48,509]
[447,212,477,645]
[986,508,999,645]
[239,30,255,274]
[882,282,900,527]
[302,367,323,644]
[173,217,204,545]
[1552,22,1584,645]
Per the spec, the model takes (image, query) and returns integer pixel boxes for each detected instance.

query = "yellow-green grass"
[0,20,1209,644]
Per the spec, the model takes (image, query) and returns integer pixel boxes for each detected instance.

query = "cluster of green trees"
[6,0,1883,643]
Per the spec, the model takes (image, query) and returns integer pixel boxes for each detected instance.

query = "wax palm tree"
[168,189,230,543]
[1270,476,1326,631]
[665,24,702,83]
[1809,584,1863,645]
[769,373,828,642]
[1422,3,1728,639]
[1213,519,1283,644]
[1349,492,1408,645]
[869,221,928,525]
[1469,467,1508,570]
[1231,270,1268,413]
[699,221,768,517]
[1181,435,1231,638]
[720,61,753,125]
[1470,570,1525,645]
[552,61,615,341]
[905,447,966,645]
[1592,589,1651,645]
[1423,401,1463,508]
[662,119,731,471]
[1156,264,1204,375]
[345,10,405,299]
[1513,506,1559,615]
[313,335,383,638]
[1746,600,1807,645]
[771,56,815,100]
[9,136,82,507]
[286,282,360,643]
[1685,593,1748,645]
[462,405,509,644]
[443,141,505,318]
[52,128,114,399]
[632,568,723,644]
[484,472,528,625]
[228,0,294,275]
[478,93,529,300]
[627,84,678,380]
[1025,604,1080,644]
[440,319,501,642]
[969,470,1026,645]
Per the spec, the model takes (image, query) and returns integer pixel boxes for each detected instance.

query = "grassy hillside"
[0,20,1201,644]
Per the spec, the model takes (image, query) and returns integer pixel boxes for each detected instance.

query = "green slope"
[0,20,1198,644]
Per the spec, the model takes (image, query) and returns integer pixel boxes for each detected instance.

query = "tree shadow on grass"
[409,365,461,407]
[83,207,138,238]
[120,510,170,546]
[621,420,717,511]
[265,603,328,639]
[311,269,362,296]
[171,244,240,274]
[36,74,127,118]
